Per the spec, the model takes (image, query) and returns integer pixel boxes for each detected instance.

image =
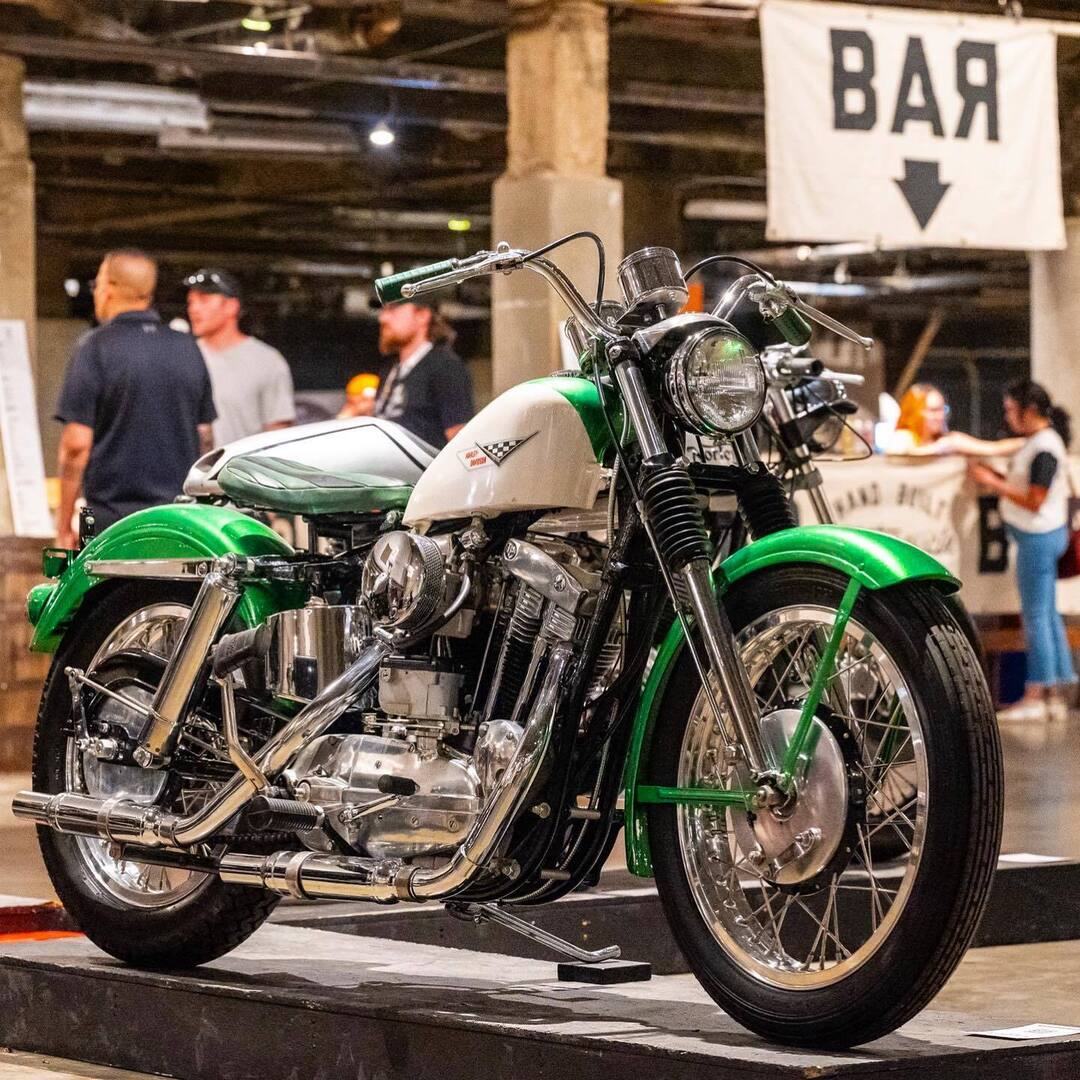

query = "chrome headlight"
[664,326,764,434]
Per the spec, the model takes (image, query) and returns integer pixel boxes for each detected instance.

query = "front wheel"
[648,566,1002,1048]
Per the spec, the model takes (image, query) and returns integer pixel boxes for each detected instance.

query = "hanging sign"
[0,320,53,537]
[760,0,1065,250]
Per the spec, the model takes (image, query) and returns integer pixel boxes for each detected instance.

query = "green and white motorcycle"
[18,238,1001,1049]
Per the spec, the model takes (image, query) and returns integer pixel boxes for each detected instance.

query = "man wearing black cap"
[185,268,295,446]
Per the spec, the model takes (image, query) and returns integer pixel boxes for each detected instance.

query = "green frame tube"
[630,577,862,816]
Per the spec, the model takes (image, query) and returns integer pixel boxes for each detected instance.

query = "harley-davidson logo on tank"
[457,433,538,471]
[404,382,606,528]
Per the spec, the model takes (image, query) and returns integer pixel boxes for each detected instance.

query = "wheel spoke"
[676,601,926,987]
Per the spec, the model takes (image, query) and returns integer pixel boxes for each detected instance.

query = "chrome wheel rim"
[64,602,212,909]
[676,604,927,989]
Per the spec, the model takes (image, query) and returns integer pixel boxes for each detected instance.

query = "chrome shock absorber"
[134,555,248,768]
[613,354,772,777]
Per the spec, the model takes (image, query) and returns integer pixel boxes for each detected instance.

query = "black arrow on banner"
[894,159,951,230]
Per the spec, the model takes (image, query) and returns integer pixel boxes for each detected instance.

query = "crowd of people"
[54,247,474,545]
[887,379,1077,721]
[53,248,1076,719]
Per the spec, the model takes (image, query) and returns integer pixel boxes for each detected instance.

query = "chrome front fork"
[613,357,772,776]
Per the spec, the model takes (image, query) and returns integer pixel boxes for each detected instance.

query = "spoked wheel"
[648,566,1002,1048]
[34,581,280,968]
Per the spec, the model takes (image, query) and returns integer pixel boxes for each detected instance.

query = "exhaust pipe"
[219,642,570,903]
[13,638,391,847]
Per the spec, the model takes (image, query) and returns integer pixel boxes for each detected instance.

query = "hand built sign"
[761,0,1065,250]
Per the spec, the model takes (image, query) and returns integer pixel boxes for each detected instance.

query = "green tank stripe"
[528,376,617,462]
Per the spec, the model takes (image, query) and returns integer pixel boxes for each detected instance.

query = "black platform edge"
[279,858,1080,975]
[2,932,1080,1080]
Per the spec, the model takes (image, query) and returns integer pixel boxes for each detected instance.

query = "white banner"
[795,456,1080,616]
[0,320,53,538]
[761,0,1065,250]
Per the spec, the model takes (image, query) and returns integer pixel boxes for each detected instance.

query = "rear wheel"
[33,581,279,968]
[648,566,1002,1048]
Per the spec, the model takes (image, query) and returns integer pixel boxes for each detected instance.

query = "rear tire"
[648,567,1002,1047]
[33,581,279,968]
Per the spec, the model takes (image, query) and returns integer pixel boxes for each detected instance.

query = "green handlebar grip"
[769,307,813,347]
[374,260,456,305]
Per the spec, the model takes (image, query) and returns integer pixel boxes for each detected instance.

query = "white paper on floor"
[997,853,1067,864]
[972,1024,1080,1040]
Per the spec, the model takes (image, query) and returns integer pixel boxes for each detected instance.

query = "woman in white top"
[968,380,1075,721]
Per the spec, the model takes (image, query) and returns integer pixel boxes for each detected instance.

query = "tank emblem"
[458,431,538,470]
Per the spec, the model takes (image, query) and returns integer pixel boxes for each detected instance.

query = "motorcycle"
[17,238,1002,1049]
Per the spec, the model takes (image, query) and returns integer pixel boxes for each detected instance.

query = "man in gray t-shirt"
[185,268,295,447]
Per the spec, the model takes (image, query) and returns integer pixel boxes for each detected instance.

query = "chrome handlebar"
[387,239,873,354]
[400,243,619,342]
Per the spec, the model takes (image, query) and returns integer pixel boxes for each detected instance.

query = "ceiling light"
[253,40,268,54]
[447,217,472,233]
[241,5,272,32]
[368,121,395,148]
[63,278,80,298]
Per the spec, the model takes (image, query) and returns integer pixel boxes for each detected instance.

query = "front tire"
[33,581,279,968]
[648,567,1002,1048]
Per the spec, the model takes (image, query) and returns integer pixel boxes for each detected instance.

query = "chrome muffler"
[13,638,391,847]
[218,642,570,903]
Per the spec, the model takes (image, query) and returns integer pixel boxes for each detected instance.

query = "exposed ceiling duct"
[0,34,765,117]
[21,77,761,155]
[23,79,208,135]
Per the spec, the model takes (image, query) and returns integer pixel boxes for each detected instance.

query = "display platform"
[276,856,1080,974]
[2,922,1079,1080]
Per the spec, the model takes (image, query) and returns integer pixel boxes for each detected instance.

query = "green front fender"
[27,504,296,653]
[622,524,958,877]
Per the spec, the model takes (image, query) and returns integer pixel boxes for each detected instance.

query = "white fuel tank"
[403,381,606,528]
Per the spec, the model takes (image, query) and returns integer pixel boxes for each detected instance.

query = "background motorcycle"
[18,237,1001,1049]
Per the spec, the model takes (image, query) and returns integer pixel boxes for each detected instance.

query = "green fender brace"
[622,524,958,877]
[28,504,298,652]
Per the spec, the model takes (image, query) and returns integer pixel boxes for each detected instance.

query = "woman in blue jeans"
[969,380,1076,721]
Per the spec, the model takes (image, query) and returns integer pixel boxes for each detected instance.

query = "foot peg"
[244,795,324,833]
[448,901,620,964]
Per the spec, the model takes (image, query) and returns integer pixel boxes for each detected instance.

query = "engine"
[262,529,615,861]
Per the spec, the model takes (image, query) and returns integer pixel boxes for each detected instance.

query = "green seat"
[217,454,414,517]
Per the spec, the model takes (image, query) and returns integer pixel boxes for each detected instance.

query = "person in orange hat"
[338,373,380,418]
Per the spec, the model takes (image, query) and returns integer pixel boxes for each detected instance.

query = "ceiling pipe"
[0,34,765,117]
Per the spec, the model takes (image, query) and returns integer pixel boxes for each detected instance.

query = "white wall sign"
[0,320,54,537]
[761,0,1065,250]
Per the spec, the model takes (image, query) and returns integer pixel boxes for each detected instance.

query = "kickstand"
[448,902,620,964]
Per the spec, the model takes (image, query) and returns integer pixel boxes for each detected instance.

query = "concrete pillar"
[1031,219,1080,425]
[491,0,622,394]
[0,55,37,535]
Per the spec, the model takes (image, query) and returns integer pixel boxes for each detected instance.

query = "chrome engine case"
[288,733,482,858]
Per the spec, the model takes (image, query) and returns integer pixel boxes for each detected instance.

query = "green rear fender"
[622,524,958,877]
[27,504,297,653]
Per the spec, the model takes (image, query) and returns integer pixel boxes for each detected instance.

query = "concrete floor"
[0,1052,152,1080]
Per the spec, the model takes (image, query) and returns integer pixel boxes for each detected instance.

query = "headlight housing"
[664,326,764,434]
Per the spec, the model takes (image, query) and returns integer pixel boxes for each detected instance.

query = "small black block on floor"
[557,958,652,984]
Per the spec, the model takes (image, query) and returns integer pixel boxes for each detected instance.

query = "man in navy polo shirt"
[54,249,216,546]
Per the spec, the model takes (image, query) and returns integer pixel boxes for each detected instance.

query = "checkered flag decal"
[479,432,536,465]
